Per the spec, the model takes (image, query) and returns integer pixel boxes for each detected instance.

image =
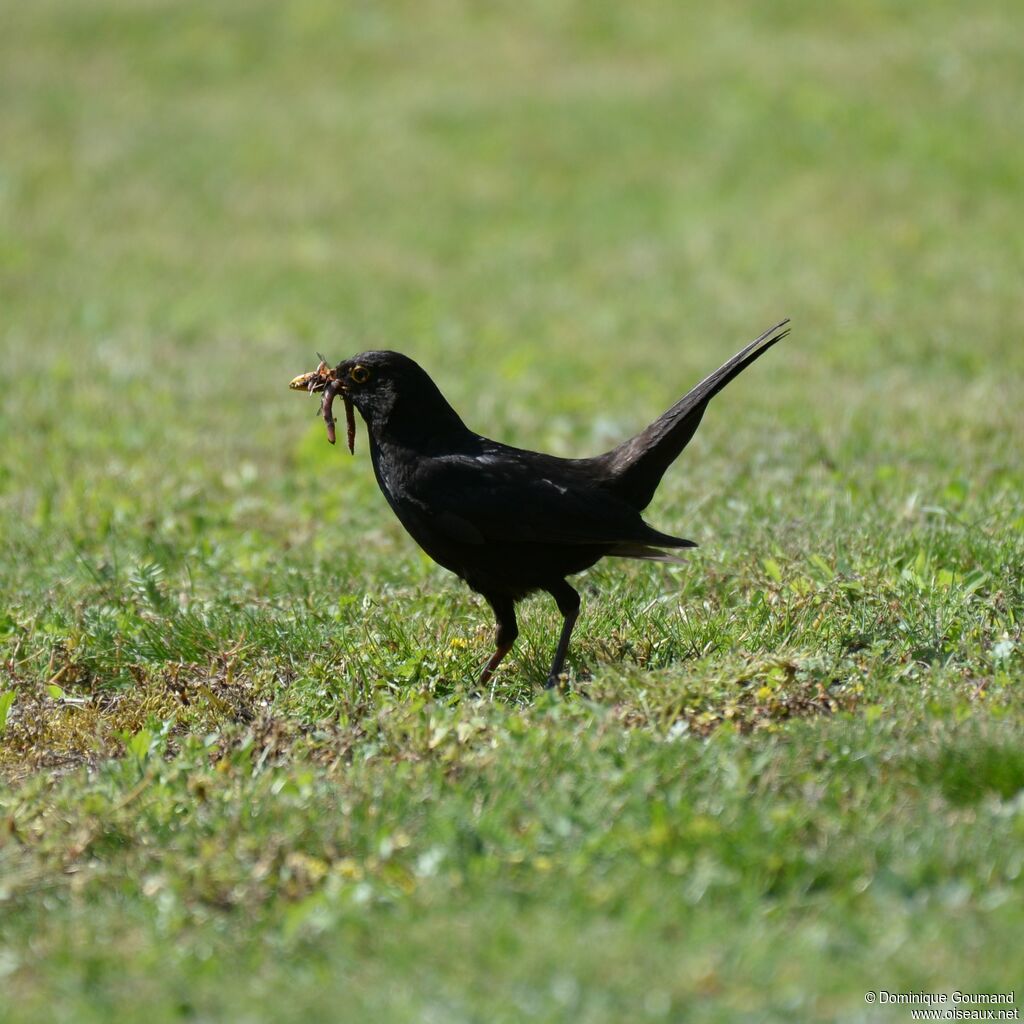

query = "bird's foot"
[544,671,568,691]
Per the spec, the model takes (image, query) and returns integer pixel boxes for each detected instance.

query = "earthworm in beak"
[288,357,356,453]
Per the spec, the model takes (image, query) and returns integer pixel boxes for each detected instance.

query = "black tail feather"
[601,319,790,509]
[606,543,694,565]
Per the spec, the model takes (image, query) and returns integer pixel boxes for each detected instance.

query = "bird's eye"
[349,364,371,384]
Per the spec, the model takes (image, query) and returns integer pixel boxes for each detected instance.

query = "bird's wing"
[406,451,692,549]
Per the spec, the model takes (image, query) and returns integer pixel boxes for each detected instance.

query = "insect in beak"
[288,357,357,453]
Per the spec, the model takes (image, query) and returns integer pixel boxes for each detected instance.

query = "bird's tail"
[606,543,693,564]
[599,319,790,510]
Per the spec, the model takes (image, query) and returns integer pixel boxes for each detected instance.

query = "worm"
[320,381,357,453]
[321,380,340,446]
[290,358,354,452]
[345,393,356,454]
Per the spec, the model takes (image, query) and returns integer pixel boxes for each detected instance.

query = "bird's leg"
[479,596,518,686]
[544,580,581,689]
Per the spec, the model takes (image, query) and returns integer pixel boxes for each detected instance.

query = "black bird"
[291,320,789,688]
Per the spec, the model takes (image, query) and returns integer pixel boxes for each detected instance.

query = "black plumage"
[292,320,789,687]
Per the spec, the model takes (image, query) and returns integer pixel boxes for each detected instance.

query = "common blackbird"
[290,319,789,687]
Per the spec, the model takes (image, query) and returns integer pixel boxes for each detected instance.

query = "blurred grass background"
[1,1,1023,1021]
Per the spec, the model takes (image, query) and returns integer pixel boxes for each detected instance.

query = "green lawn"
[2,1,1023,1020]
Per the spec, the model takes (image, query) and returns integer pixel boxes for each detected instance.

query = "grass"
[2,0,1023,1020]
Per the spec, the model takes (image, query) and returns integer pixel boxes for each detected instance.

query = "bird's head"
[289,350,464,451]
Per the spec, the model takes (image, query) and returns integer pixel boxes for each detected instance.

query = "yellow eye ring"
[349,364,371,384]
